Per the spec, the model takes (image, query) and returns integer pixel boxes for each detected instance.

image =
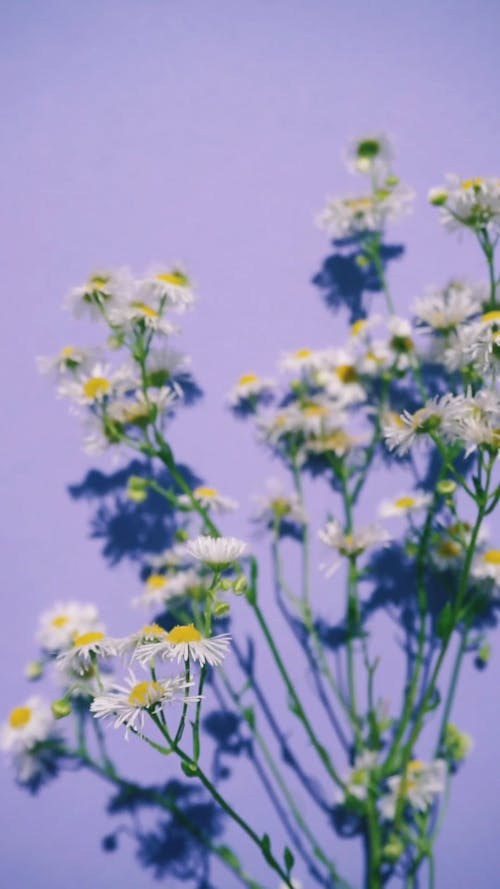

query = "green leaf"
[436,602,454,640]
[242,706,256,731]
[284,846,295,874]
[218,845,241,870]
[261,833,272,862]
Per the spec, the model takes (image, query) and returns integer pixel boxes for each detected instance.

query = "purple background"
[2,1,500,886]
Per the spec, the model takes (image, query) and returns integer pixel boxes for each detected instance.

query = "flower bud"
[174,529,189,542]
[437,479,457,496]
[213,601,231,618]
[24,661,43,681]
[355,254,370,269]
[383,835,404,862]
[127,476,148,503]
[51,698,72,720]
[233,576,248,595]
[385,175,400,187]
[219,579,233,592]
[443,723,473,763]
[429,187,448,206]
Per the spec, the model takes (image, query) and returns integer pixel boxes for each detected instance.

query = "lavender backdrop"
[1,1,499,886]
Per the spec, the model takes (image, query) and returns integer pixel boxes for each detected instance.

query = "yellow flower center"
[436,540,461,558]
[132,302,158,318]
[461,178,483,190]
[271,498,291,518]
[89,275,110,289]
[238,373,259,386]
[322,430,352,451]
[9,707,32,729]
[394,496,416,510]
[408,760,424,773]
[351,320,367,337]
[51,615,70,628]
[61,346,76,358]
[302,403,329,417]
[294,348,312,359]
[146,574,167,591]
[83,377,111,399]
[141,624,167,638]
[481,310,500,325]
[155,271,188,287]
[127,680,160,708]
[483,549,500,565]
[194,486,218,499]
[336,364,358,384]
[344,197,372,210]
[73,631,105,648]
[167,624,202,644]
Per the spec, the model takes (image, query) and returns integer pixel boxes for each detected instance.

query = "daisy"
[316,184,414,239]
[37,346,99,378]
[430,175,500,235]
[177,486,238,514]
[55,631,117,676]
[338,750,379,804]
[186,536,248,567]
[379,492,433,518]
[108,387,178,426]
[319,519,391,575]
[111,624,168,658]
[134,624,231,668]
[380,760,447,821]
[145,347,191,388]
[1,697,56,754]
[57,362,117,406]
[132,570,200,609]
[90,671,199,736]
[252,479,306,528]
[279,348,329,375]
[36,602,103,653]
[443,724,473,764]
[383,394,465,456]
[136,266,196,313]
[301,428,369,460]
[109,302,180,337]
[471,548,500,587]
[64,268,133,320]
[345,133,394,176]
[145,543,195,571]
[227,373,275,408]
[56,662,115,699]
[413,281,484,334]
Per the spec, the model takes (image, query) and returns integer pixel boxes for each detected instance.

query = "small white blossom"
[91,671,199,736]
[380,760,447,820]
[186,536,248,566]
[379,492,433,518]
[177,486,238,514]
[319,519,391,575]
[135,624,231,668]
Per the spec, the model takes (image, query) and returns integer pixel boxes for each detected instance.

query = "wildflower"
[471,548,500,587]
[135,624,231,667]
[177,486,238,514]
[136,266,196,313]
[345,133,394,175]
[380,759,447,820]
[252,479,306,528]
[383,395,465,456]
[429,175,500,235]
[90,671,199,736]
[228,373,275,408]
[64,268,133,320]
[37,346,99,378]
[1,697,56,754]
[37,602,102,653]
[109,302,180,337]
[316,184,414,239]
[186,536,248,567]
[279,348,329,375]
[443,724,473,764]
[57,362,118,406]
[132,570,200,609]
[319,519,391,575]
[55,631,117,676]
[379,492,433,518]
[339,751,379,804]
[413,281,484,334]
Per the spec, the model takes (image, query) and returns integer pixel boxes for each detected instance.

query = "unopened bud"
[476,641,491,667]
[219,579,233,592]
[355,254,370,269]
[437,479,457,496]
[213,601,231,618]
[233,576,248,595]
[383,835,404,862]
[385,175,399,187]
[51,698,72,720]
[174,529,189,542]
[127,475,148,503]
[24,661,43,681]
[429,187,448,207]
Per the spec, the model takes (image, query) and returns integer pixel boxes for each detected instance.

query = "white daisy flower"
[56,662,115,699]
[358,341,393,376]
[383,394,466,456]
[145,544,195,571]
[379,492,433,518]
[252,479,307,528]
[37,346,99,378]
[111,624,168,658]
[1,697,55,754]
[90,671,199,736]
[55,631,117,676]
[146,347,191,387]
[380,760,447,821]
[107,387,178,426]
[430,175,500,235]
[135,266,196,313]
[318,519,391,575]
[301,428,369,460]
[345,133,394,175]
[37,602,103,653]
[386,316,416,370]
[57,362,117,406]
[471,548,500,587]
[108,302,180,337]
[186,536,248,567]
[227,373,275,408]
[177,486,238,514]
[338,750,379,804]
[64,268,133,320]
[316,184,414,239]
[279,348,329,374]
[413,281,484,334]
[349,315,382,340]
[132,570,200,609]
[465,310,500,376]
[134,624,231,668]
